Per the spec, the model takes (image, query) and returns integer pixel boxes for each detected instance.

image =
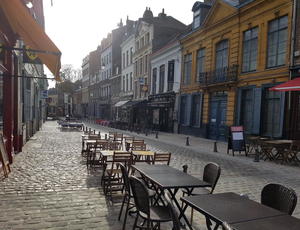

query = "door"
[159,108,169,131]
[209,93,227,140]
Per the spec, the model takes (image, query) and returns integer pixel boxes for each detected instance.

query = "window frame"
[242,27,258,73]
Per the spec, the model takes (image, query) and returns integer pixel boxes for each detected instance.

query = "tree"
[60,64,82,82]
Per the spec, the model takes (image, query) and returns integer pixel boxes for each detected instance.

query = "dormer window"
[193,9,201,29]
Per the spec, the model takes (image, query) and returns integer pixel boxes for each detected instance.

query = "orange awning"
[0,0,61,81]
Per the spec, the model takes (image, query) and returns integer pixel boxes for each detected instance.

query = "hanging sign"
[227,126,246,156]
[23,46,42,64]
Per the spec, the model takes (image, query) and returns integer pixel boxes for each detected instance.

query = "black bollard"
[213,141,218,152]
[155,131,158,139]
[186,137,190,146]
[105,134,107,140]
[145,130,148,136]
[93,129,96,134]
[254,149,260,162]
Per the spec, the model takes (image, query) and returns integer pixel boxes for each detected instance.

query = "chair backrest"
[261,183,297,215]
[115,133,123,142]
[132,142,146,150]
[129,176,150,215]
[88,134,102,140]
[124,136,135,142]
[202,162,221,193]
[118,163,131,195]
[153,152,171,165]
[291,140,300,151]
[109,132,116,140]
[133,139,144,144]
[113,151,133,168]
[164,191,181,230]
[107,141,121,150]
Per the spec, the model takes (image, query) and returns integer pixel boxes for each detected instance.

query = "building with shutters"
[179,0,293,140]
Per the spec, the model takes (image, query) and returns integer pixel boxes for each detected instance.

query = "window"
[267,16,288,68]
[193,9,201,29]
[145,55,148,73]
[122,53,125,69]
[242,27,258,72]
[145,33,150,44]
[126,74,129,91]
[134,61,138,76]
[180,96,187,124]
[262,89,284,137]
[152,68,157,94]
[183,54,192,84]
[130,47,133,64]
[196,48,206,81]
[130,72,133,91]
[123,75,125,91]
[141,37,144,47]
[167,60,175,91]
[126,50,129,67]
[159,65,165,93]
[191,94,201,127]
[136,41,139,50]
[216,40,228,69]
[139,58,143,75]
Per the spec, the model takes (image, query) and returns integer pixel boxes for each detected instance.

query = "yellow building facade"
[179,0,293,139]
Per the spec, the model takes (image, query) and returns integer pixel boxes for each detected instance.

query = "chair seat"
[139,206,171,222]
[105,168,122,175]
[182,187,211,196]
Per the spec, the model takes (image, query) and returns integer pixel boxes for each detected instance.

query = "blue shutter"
[186,94,192,125]
[199,93,203,127]
[235,88,242,125]
[252,87,262,134]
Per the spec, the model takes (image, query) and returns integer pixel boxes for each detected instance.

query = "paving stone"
[0,121,300,230]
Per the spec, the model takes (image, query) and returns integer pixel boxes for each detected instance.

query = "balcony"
[197,65,238,86]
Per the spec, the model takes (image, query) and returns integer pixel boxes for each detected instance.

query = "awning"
[269,78,300,91]
[0,0,61,81]
[114,100,129,107]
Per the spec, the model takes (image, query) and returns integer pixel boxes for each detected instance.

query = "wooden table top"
[264,140,293,145]
[132,150,154,156]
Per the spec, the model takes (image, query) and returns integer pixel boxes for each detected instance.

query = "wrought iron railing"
[197,65,238,85]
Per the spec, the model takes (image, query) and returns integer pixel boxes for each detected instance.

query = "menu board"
[227,126,246,156]
[0,133,11,177]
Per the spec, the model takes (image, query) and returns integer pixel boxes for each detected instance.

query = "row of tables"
[132,164,300,230]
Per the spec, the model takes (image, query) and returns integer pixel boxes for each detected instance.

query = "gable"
[203,0,237,27]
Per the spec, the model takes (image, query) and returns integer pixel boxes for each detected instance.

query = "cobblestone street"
[1,121,300,230]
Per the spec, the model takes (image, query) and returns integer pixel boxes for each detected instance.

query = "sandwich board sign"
[227,126,246,156]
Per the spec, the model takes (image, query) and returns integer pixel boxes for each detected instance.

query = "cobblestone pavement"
[1,121,300,230]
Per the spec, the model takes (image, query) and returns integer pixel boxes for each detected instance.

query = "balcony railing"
[197,65,238,86]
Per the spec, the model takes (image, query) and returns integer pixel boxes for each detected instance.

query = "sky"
[43,0,198,70]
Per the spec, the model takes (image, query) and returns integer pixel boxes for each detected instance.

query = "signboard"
[227,126,246,156]
[41,90,48,99]
[23,46,42,64]
[0,134,11,178]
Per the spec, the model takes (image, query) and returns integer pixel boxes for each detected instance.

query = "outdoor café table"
[180,192,286,230]
[132,150,154,163]
[263,140,292,163]
[131,164,210,230]
[231,214,300,230]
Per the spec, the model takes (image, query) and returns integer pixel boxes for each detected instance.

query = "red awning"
[269,78,300,91]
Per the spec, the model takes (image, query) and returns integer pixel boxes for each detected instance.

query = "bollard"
[182,164,188,173]
[98,131,101,137]
[145,130,148,136]
[186,137,190,146]
[213,141,218,152]
[89,128,91,134]
[155,131,158,139]
[105,134,107,140]
[93,129,96,134]
[254,149,260,162]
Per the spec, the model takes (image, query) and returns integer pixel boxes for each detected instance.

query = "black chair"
[118,164,156,230]
[129,176,171,230]
[164,191,181,230]
[261,183,297,215]
[182,162,221,225]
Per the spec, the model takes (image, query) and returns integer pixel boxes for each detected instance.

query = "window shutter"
[235,88,242,125]
[252,87,262,134]
[199,93,203,127]
[186,94,192,125]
